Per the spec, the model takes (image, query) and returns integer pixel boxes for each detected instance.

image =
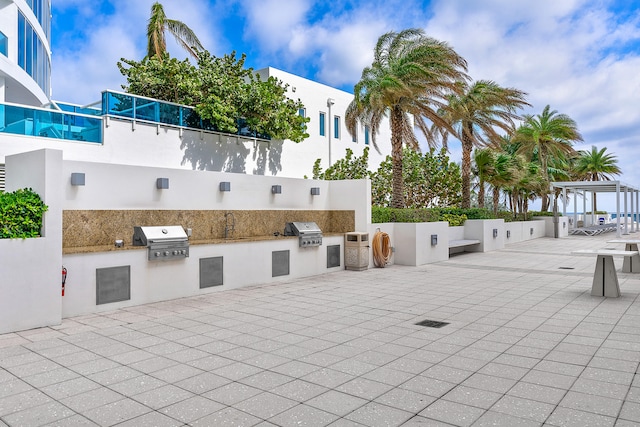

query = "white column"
[631,190,635,233]
[616,182,621,238]
[637,190,640,232]
[582,190,586,227]
[573,188,578,230]
[623,186,629,235]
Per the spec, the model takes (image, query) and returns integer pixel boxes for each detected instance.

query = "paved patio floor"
[2,233,640,426]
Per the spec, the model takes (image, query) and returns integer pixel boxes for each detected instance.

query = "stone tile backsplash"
[63,210,355,248]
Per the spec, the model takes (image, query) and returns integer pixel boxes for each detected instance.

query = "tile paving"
[2,233,640,425]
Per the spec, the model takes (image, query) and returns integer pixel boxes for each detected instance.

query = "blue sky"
[51,0,640,211]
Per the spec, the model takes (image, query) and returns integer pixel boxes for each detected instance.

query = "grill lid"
[133,226,188,246]
[284,222,322,236]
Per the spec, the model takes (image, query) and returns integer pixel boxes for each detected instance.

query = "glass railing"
[0,102,102,143]
[101,91,271,140]
[53,101,102,116]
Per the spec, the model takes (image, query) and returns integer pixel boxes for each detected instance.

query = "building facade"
[0,66,393,185]
[0,0,52,106]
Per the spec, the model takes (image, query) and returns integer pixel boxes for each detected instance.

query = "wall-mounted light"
[311,187,320,196]
[156,178,169,189]
[219,182,231,192]
[493,228,498,238]
[70,173,85,186]
[271,185,282,194]
[507,230,511,238]
[563,222,566,229]
[431,234,438,246]
[530,227,534,235]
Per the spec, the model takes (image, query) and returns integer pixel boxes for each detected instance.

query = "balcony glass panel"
[56,102,101,116]
[159,103,181,126]
[102,92,134,118]
[0,103,102,144]
[134,99,158,122]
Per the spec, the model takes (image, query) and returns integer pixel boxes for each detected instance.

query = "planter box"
[0,238,62,334]
[393,222,449,266]
[533,216,569,238]
[463,219,505,252]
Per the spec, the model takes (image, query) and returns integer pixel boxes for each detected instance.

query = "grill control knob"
[164,251,170,256]
[154,252,161,257]
[172,250,178,255]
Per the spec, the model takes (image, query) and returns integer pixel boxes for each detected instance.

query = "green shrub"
[528,210,559,217]
[0,188,48,238]
[494,210,515,222]
[441,213,467,226]
[372,207,440,223]
[434,207,493,220]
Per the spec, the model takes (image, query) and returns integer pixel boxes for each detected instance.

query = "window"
[298,108,306,130]
[352,128,357,143]
[334,116,340,139]
[364,125,370,145]
[0,31,7,56]
[319,112,326,136]
[18,14,25,68]
[16,11,51,95]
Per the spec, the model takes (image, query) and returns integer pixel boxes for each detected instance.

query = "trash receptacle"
[345,232,369,271]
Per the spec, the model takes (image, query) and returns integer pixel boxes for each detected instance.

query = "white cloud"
[239,0,312,51]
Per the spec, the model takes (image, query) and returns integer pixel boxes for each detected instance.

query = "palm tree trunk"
[541,194,549,212]
[540,152,550,212]
[461,135,473,209]
[390,107,405,209]
[492,186,500,216]
[478,179,485,209]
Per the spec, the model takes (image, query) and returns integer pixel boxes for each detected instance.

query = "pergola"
[551,180,640,238]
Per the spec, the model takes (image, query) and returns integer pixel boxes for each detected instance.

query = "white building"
[0,65,392,187]
[0,0,51,106]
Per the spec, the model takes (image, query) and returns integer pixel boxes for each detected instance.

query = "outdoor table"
[571,249,638,297]
[607,239,640,273]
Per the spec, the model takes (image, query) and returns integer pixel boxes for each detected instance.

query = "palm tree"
[346,28,469,208]
[434,80,529,208]
[487,151,517,216]
[574,145,621,211]
[147,2,203,60]
[515,105,583,210]
[473,148,495,209]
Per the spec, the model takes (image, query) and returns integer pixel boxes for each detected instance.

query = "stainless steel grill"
[284,222,323,247]
[133,226,189,261]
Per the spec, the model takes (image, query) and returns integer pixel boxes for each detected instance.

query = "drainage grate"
[558,266,575,270]
[415,319,449,328]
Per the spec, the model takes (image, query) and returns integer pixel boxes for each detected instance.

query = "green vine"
[0,188,48,238]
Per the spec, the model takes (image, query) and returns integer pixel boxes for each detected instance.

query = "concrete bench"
[448,239,481,255]
[571,249,639,297]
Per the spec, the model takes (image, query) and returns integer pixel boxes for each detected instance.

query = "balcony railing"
[0,91,271,145]
[101,91,271,140]
[0,102,102,143]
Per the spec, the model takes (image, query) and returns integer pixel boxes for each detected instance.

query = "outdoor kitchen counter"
[63,233,345,254]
